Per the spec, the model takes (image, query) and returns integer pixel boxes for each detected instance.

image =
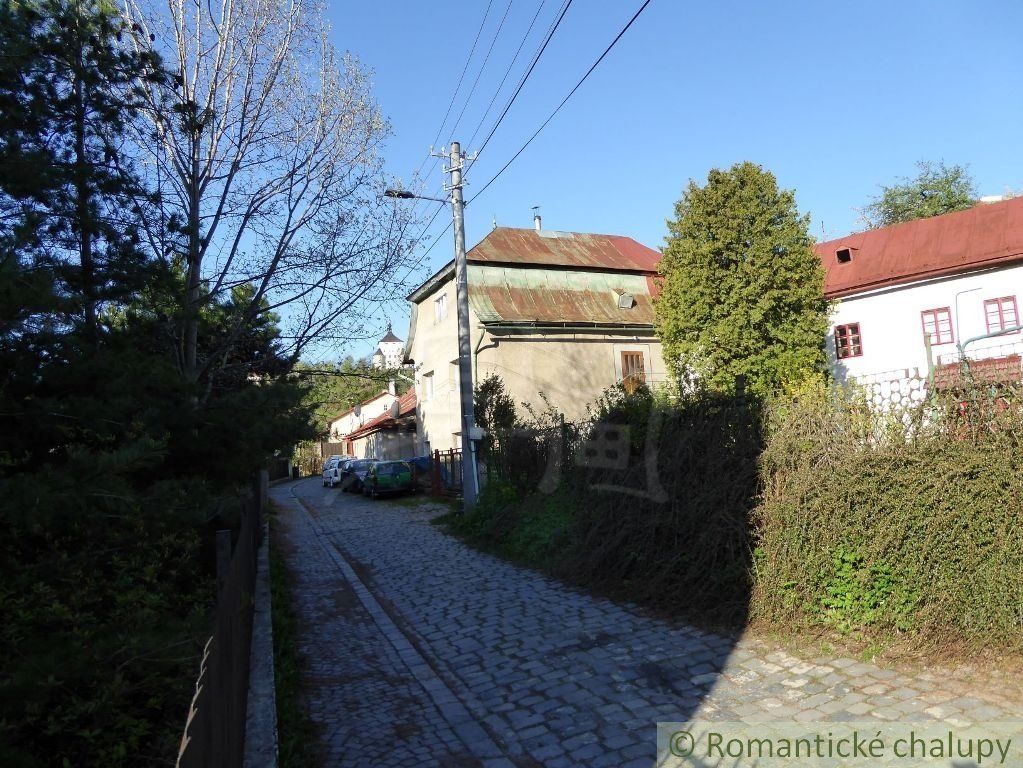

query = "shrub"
[752,378,1023,649]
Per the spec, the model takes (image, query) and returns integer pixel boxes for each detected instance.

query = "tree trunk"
[73,48,96,343]
[183,131,201,381]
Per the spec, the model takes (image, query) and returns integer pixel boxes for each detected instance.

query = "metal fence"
[482,421,582,494]
[430,448,463,495]
[176,475,265,768]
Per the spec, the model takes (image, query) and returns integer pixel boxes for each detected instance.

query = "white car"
[322,456,344,487]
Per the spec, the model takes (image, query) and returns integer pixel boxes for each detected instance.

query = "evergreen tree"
[656,162,830,397]
[474,373,518,454]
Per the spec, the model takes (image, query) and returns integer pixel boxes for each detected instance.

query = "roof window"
[617,292,636,309]
[836,247,854,264]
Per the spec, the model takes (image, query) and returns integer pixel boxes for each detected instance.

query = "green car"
[362,460,414,498]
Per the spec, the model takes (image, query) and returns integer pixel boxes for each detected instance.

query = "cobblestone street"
[272,479,1023,767]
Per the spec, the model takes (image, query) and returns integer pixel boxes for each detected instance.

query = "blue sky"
[326,0,1023,359]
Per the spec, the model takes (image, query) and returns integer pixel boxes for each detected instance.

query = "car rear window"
[353,460,374,470]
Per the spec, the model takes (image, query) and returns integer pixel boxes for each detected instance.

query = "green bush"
[752,379,1023,649]
[460,384,761,629]
[449,481,576,567]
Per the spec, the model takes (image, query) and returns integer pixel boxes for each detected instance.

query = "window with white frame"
[984,296,1019,334]
[921,307,954,346]
[422,371,434,401]
[433,293,448,324]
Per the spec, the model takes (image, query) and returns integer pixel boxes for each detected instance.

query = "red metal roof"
[468,227,660,272]
[816,196,1023,299]
[343,387,416,441]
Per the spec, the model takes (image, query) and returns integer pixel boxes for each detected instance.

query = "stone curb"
[243,522,279,768]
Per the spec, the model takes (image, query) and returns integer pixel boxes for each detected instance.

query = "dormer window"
[617,292,636,309]
[836,247,854,264]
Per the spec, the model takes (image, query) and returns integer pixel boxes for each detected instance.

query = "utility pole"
[443,142,479,510]
[387,142,480,510]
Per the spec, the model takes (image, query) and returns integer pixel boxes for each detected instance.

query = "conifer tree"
[656,162,830,396]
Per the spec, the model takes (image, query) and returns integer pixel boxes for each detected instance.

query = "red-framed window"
[834,323,863,359]
[984,296,1019,334]
[921,307,954,346]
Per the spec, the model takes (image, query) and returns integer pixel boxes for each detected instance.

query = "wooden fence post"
[432,449,442,497]
[215,530,232,594]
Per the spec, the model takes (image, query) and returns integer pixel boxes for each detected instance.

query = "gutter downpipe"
[473,326,487,383]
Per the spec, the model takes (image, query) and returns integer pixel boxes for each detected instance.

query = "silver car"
[322,456,344,487]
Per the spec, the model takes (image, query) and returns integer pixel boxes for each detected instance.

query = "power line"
[418,219,454,264]
[470,0,574,164]
[466,0,548,149]
[468,0,653,205]
[409,0,495,186]
[448,0,515,141]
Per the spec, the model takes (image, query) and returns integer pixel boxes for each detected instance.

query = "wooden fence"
[176,473,266,768]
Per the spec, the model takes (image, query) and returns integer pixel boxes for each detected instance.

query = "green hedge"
[752,381,1023,649]
[461,378,1022,652]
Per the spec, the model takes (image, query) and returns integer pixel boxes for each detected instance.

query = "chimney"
[532,205,541,232]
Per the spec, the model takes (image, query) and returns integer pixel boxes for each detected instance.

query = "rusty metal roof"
[817,196,1023,299]
[468,227,660,272]
[468,265,656,326]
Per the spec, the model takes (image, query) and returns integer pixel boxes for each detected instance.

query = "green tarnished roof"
[467,265,656,326]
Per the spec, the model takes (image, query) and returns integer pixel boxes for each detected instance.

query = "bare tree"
[124,0,417,384]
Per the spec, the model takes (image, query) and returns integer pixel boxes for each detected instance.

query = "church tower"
[372,324,405,370]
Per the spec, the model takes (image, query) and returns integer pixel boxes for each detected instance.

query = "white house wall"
[827,263,1023,382]
[328,391,394,440]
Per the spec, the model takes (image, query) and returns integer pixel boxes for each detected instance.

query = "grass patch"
[269,513,321,768]
[440,482,576,569]
[375,493,459,512]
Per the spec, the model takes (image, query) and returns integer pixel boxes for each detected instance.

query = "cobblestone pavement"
[273,479,1023,767]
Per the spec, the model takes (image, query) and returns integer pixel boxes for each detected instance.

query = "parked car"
[339,458,376,493]
[321,454,344,473]
[403,455,433,493]
[363,460,414,498]
[321,456,344,487]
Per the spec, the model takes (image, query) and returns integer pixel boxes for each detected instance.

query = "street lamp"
[384,188,448,204]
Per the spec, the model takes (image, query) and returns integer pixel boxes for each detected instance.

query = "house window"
[984,296,1019,334]
[921,307,954,346]
[834,323,863,359]
[433,293,448,324]
[621,351,646,384]
[422,371,434,401]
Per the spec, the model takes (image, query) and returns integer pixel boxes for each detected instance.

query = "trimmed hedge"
[462,377,1023,652]
[752,380,1023,649]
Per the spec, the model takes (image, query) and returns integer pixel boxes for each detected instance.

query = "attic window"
[617,293,636,310]
[836,247,853,264]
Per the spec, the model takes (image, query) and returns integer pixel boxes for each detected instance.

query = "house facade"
[817,195,1023,387]
[342,387,417,460]
[403,225,667,454]
[327,389,394,450]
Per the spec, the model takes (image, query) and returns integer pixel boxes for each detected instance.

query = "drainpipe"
[473,326,487,383]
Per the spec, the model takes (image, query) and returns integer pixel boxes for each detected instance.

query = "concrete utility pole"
[387,142,480,510]
[446,142,479,510]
